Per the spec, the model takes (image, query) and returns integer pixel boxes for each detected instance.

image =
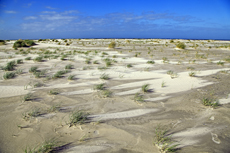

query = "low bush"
[13,39,35,48]
[3,72,16,79]
[108,41,116,48]
[176,42,186,49]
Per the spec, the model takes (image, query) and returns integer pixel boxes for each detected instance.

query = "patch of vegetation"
[0,40,5,45]
[3,72,16,80]
[68,111,89,127]
[34,82,43,88]
[153,125,179,153]
[217,61,224,66]
[16,69,23,75]
[53,70,69,79]
[98,66,107,70]
[127,64,132,68]
[186,67,195,71]
[48,89,59,95]
[65,64,73,69]
[134,93,144,103]
[202,98,219,108]
[29,66,38,73]
[142,84,150,93]
[3,60,16,71]
[189,71,196,77]
[176,42,186,49]
[33,56,43,62]
[94,83,105,90]
[100,73,109,80]
[17,59,23,64]
[23,107,41,121]
[147,60,155,64]
[23,93,33,101]
[25,57,32,60]
[162,57,169,63]
[101,89,112,98]
[24,138,61,153]
[68,75,75,80]
[108,41,116,48]
[13,39,35,48]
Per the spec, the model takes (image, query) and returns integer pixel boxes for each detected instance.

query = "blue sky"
[0,0,230,39]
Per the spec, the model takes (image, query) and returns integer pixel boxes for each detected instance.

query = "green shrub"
[68,75,75,80]
[29,66,38,73]
[108,41,116,48]
[17,59,23,64]
[3,72,16,79]
[0,40,5,45]
[53,70,69,79]
[3,60,16,71]
[100,73,109,80]
[13,39,35,48]
[65,64,73,69]
[34,56,43,62]
[68,111,89,127]
[25,57,31,60]
[176,42,186,49]
[202,98,219,108]
[147,60,155,64]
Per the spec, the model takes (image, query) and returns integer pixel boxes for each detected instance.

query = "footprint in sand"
[211,132,221,144]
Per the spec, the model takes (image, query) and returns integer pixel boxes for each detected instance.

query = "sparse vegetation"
[3,72,16,79]
[147,60,155,64]
[94,83,105,90]
[65,64,73,69]
[134,93,144,103]
[153,125,179,153]
[24,138,61,153]
[176,42,186,49]
[189,71,196,77]
[13,39,35,48]
[33,56,43,62]
[202,97,219,108]
[142,84,150,93]
[68,111,89,127]
[100,73,109,80]
[108,41,116,48]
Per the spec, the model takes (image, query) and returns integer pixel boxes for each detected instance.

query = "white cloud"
[46,6,57,10]
[4,10,17,14]
[24,16,37,20]
[39,14,76,21]
[62,10,79,15]
[41,11,56,14]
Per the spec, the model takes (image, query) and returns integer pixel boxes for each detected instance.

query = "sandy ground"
[0,39,230,153]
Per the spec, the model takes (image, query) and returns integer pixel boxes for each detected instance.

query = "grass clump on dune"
[33,56,43,62]
[147,60,155,64]
[176,42,186,49]
[3,60,16,71]
[100,73,109,80]
[52,70,69,79]
[153,125,179,153]
[3,72,16,80]
[68,111,89,127]
[24,138,61,153]
[13,39,35,48]
[202,97,219,108]
[29,66,38,73]
[108,41,116,48]
[134,93,144,103]
[142,84,150,93]
[65,64,73,69]
[94,83,105,91]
